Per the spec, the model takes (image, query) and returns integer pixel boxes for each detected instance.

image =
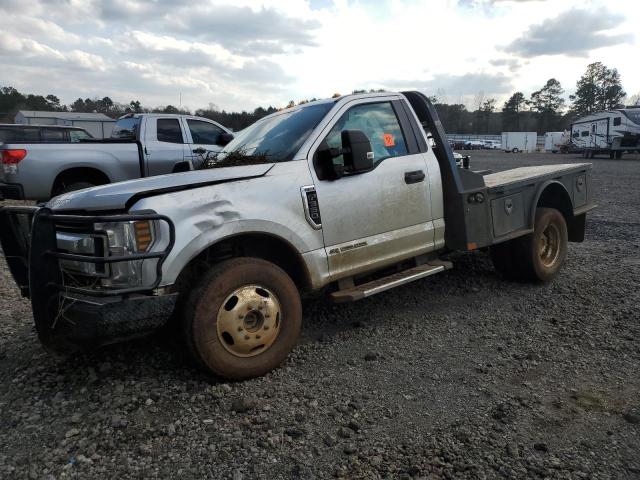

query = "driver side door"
[309,99,437,280]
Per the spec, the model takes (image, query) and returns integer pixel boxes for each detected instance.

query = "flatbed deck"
[483,163,591,190]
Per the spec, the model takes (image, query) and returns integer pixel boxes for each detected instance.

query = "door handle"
[404,170,425,184]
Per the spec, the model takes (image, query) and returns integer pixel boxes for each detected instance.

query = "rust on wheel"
[216,285,281,358]
[539,223,561,268]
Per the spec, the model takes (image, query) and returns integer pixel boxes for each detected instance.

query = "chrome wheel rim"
[216,285,281,357]
[539,224,561,267]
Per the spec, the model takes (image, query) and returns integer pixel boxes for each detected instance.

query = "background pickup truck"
[0,113,233,201]
[0,91,595,380]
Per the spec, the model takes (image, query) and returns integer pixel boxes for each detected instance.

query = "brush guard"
[0,206,177,353]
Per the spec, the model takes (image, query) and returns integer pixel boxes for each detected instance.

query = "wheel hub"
[216,285,281,357]
[539,224,560,267]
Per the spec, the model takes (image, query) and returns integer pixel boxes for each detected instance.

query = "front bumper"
[0,206,177,352]
[48,292,178,351]
[0,182,24,200]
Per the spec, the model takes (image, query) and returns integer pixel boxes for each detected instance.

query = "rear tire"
[183,257,302,380]
[512,148,520,153]
[491,208,568,282]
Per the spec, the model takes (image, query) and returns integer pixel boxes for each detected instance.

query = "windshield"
[208,103,334,167]
[622,109,640,124]
[111,117,141,140]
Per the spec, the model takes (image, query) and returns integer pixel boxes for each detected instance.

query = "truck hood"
[47,164,274,211]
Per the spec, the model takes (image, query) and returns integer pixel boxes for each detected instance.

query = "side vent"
[301,186,322,229]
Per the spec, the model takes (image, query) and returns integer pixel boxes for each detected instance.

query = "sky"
[0,0,637,112]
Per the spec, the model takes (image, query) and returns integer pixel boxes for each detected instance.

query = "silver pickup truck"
[0,91,595,379]
[0,113,232,200]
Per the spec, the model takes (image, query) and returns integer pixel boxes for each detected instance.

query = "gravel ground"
[1,150,639,479]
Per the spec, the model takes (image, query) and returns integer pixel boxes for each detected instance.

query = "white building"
[14,111,116,139]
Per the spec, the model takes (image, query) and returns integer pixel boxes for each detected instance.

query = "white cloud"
[0,0,638,111]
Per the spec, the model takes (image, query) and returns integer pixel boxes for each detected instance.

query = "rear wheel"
[511,148,520,153]
[491,208,568,282]
[183,257,302,379]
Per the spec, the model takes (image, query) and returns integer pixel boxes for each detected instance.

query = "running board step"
[330,260,452,303]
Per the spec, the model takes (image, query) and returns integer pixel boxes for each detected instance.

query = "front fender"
[160,219,313,286]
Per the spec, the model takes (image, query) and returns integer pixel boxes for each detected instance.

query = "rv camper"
[570,108,640,159]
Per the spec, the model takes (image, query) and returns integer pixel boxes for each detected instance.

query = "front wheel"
[183,258,302,380]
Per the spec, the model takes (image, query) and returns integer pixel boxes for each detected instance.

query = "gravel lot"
[1,150,639,479]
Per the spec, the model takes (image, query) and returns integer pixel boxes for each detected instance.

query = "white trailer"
[544,131,570,153]
[501,132,537,153]
[570,108,640,159]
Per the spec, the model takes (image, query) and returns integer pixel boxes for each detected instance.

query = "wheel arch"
[173,231,313,294]
[51,167,111,197]
[532,181,583,242]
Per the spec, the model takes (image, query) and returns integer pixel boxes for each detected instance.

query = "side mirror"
[342,130,373,172]
[314,130,374,181]
[216,132,234,147]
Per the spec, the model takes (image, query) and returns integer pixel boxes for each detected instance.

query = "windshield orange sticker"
[383,133,395,147]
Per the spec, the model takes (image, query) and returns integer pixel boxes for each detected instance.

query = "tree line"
[434,62,637,135]
[0,88,280,132]
[1,62,638,134]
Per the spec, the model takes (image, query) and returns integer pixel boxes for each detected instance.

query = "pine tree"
[570,62,626,117]
[530,79,565,132]
[502,92,526,130]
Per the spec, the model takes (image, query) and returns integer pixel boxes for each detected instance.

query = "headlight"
[94,221,157,288]
[57,232,105,276]
[96,220,155,255]
[58,221,158,289]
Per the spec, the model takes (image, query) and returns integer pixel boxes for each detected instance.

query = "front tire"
[183,258,302,380]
